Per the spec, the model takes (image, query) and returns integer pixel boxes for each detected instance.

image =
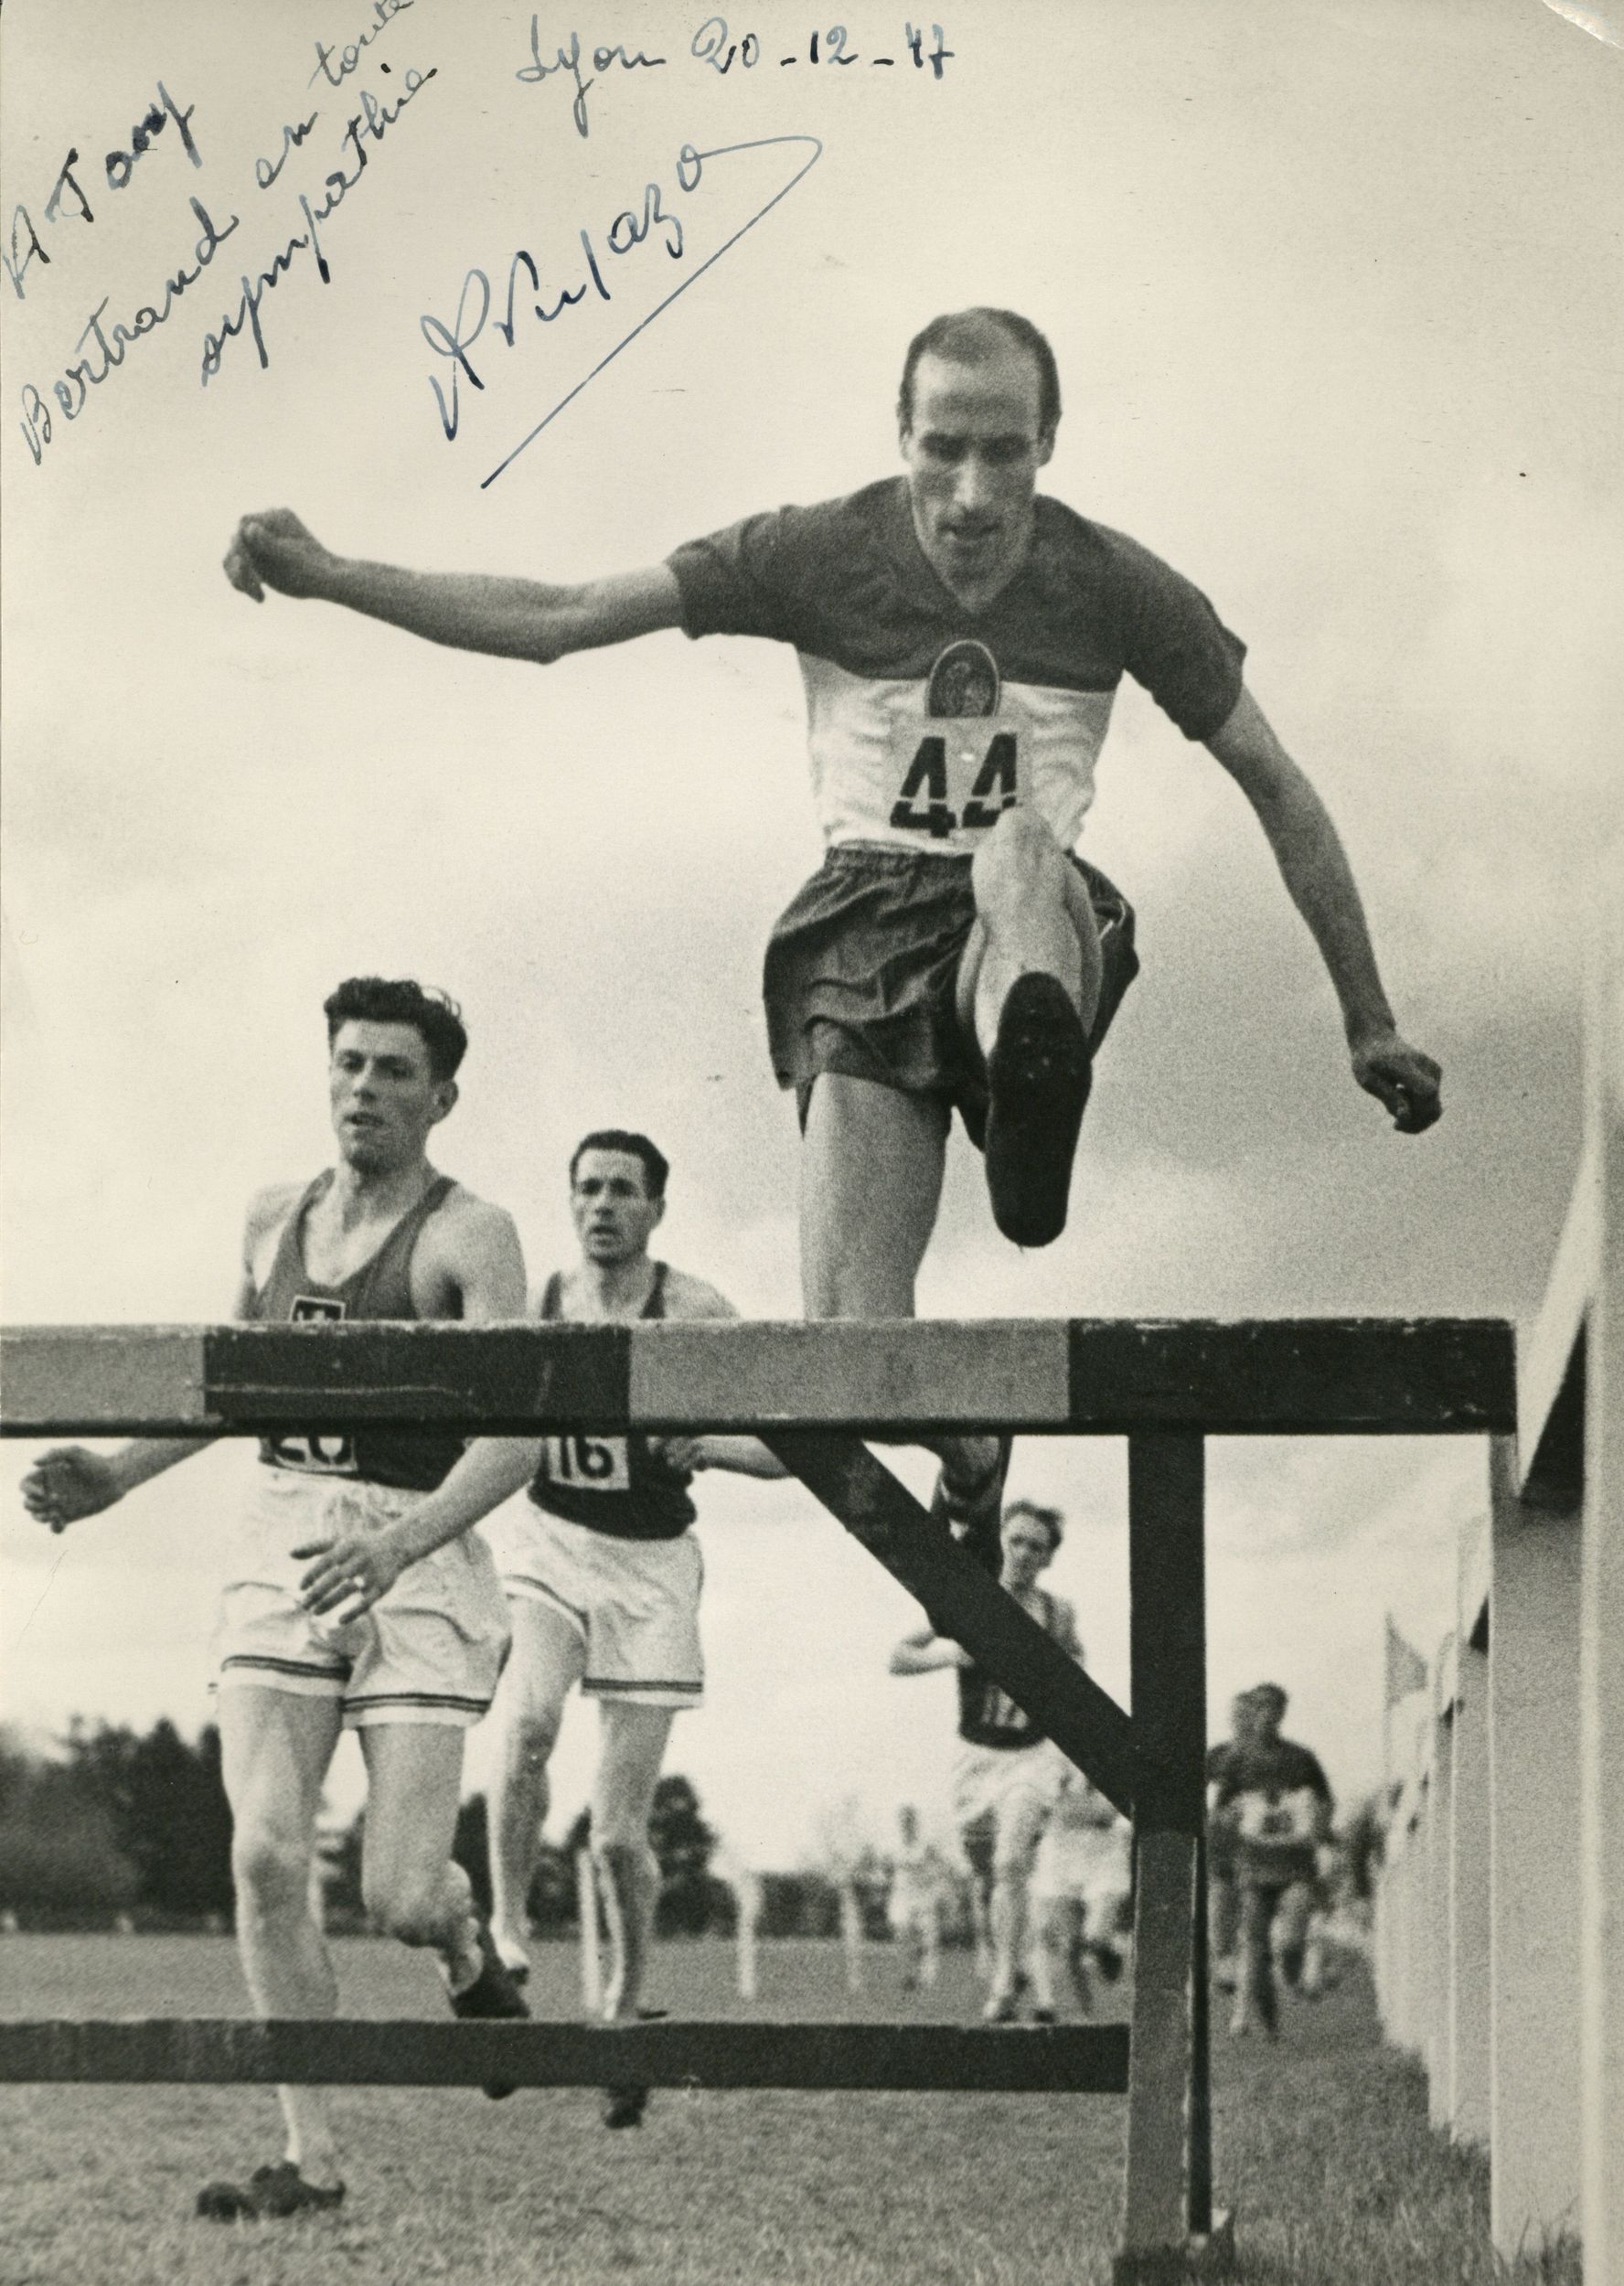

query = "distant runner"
[890,1499,1080,2021]
[1210,1682,1334,2038]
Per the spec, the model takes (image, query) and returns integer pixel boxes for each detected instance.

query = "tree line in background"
[0,1721,872,1937]
[0,1719,1390,1938]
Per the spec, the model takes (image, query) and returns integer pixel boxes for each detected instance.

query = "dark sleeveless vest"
[249,1170,465,1491]
[956,1587,1062,1750]
[525,1263,697,1540]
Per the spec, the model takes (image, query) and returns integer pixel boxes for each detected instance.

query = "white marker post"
[735,1871,763,2002]
[839,1878,865,1996]
[576,1849,603,2012]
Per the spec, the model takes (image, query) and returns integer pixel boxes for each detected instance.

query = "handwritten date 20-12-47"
[522,18,951,137]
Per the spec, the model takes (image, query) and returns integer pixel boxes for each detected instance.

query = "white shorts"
[1033,1819,1133,1917]
[491,1501,704,1709]
[214,1468,510,1729]
[952,1738,1067,1870]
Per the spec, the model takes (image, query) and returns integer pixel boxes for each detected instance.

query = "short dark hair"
[570,1129,669,1199]
[1002,1499,1064,1554]
[323,977,467,1081]
[898,308,1062,436]
[1249,1682,1288,1715]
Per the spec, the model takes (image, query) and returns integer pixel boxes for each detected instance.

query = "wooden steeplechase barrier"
[0,1312,1516,2282]
[1373,892,1624,2283]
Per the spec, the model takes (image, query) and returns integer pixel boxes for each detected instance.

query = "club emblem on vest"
[926,638,1001,719]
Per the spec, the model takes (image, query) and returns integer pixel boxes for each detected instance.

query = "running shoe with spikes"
[929,1434,1012,1576]
[983,972,1092,1248]
[600,2005,668,2130]
[449,1917,531,2099]
[196,2162,346,2221]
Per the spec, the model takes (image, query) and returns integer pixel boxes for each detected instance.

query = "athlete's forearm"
[317,559,588,664]
[691,1436,792,1480]
[111,1437,219,1494]
[1255,776,1396,1046]
[888,1637,964,1676]
[382,1437,540,1568]
[1209,693,1401,1048]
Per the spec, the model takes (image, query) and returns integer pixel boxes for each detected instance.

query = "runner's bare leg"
[219,1689,347,2186]
[799,1074,999,1487]
[488,1599,584,1972]
[593,1701,678,2021]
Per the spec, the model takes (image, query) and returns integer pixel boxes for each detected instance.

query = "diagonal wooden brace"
[763,1428,1140,1816]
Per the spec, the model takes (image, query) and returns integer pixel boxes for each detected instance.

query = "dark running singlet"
[526,1264,697,1541]
[667,478,1247,856]
[249,1170,465,1493]
[956,1587,1064,1751]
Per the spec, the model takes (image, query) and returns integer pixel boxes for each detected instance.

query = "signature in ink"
[415,131,822,487]
[516,21,668,138]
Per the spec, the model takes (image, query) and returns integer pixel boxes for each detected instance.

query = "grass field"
[0,1935,1581,2286]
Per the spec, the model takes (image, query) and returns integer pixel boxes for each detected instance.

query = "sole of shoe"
[983,973,1092,1248]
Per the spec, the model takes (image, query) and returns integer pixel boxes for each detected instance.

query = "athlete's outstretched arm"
[655,1436,792,1480]
[1205,687,1443,1133]
[653,1278,791,1479]
[19,1188,289,1531]
[224,509,682,665]
[889,1626,970,1676]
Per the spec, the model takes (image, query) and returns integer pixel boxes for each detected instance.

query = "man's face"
[1231,1693,1263,1745]
[1251,1693,1286,1743]
[572,1148,664,1266]
[327,1019,454,1172]
[900,342,1054,605]
[999,1509,1057,1590]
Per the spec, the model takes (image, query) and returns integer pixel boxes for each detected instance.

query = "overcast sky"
[3,0,1619,1866]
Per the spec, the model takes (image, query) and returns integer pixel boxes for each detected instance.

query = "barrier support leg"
[1116,1433,1233,2284]
[1448,1611,1490,2148]
[1426,1693,1456,2127]
[1488,1434,1583,2260]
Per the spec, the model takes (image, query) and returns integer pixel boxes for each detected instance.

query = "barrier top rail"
[0,1316,1515,1438]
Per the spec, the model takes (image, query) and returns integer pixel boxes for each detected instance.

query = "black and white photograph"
[2,3,1619,2279]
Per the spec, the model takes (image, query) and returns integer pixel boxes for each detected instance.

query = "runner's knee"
[231,1820,313,1917]
[504,1701,563,1775]
[593,1832,656,1887]
[970,807,1064,910]
[363,1864,451,1947]
[993,1836,1041,1883]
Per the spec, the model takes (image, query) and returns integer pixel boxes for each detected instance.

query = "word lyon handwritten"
[518,17,952,135]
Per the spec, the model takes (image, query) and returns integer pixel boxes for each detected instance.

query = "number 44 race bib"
[888,636,1019,844]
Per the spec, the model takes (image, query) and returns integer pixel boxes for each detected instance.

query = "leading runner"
[21,978,530,2218]
[224,308,1442,1532]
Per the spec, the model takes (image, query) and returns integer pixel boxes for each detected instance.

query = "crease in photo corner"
[479,130,824,490]
[1537,0,1624,41]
